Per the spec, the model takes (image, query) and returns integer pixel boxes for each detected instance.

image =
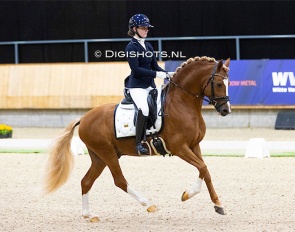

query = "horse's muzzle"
[212,96,231,117]
[220,107,230,116]
[214,101,231,116]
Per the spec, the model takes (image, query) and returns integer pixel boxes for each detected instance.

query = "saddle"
[114,85,172,156]
[121,88,158,129]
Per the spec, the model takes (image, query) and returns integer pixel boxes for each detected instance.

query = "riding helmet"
[128,14,154,29]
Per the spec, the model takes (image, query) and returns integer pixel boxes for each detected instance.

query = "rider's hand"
[167,72,175,80]
[156,71,167,79]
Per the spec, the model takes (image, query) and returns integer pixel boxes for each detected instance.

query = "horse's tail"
[43,118,81,194]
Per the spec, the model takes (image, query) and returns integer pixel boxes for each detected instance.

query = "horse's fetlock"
[114,180,127,192]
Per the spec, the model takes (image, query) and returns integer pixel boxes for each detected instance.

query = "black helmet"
[128,14,154,29]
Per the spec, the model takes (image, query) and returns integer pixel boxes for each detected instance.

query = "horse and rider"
[43,14,231,222]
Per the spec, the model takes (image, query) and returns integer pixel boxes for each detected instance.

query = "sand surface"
[0,127,295,231]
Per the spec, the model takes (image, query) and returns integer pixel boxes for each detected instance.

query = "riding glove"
[156,71,167,79]
[167,72,175,78]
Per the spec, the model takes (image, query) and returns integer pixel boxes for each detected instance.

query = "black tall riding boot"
[135,110,149,155]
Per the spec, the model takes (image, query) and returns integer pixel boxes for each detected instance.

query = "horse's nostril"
[221,108,228,116]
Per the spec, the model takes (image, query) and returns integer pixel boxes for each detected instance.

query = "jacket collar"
[133,35,145,44]
[131,37,147,51]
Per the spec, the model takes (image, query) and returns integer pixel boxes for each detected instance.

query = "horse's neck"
[169,65,208,108]
[164,63,212,119]
[163,86,205,134]
[165,84,203,116]
[177,64,209,93]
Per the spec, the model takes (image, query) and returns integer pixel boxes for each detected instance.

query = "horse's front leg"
[202,165,226,215]
[194,144,226,214]
[177,144,226,215]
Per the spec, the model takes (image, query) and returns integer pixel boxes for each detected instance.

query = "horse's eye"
[217,83,223,87]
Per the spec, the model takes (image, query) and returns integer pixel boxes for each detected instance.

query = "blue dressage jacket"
[124,37,166,88]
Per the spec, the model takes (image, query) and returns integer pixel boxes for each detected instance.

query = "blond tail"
[43,118,81,194]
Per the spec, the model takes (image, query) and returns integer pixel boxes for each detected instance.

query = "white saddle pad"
[115,85,164,138]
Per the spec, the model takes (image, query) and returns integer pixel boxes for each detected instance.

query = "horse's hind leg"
[81,147,106,222]
[95,146,158,213]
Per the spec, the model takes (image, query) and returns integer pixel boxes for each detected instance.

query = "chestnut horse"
[44,56,231,222]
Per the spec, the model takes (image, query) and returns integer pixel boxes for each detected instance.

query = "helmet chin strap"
[135,28,143,38]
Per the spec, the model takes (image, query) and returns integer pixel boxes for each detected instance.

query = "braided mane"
[171,56,217,78]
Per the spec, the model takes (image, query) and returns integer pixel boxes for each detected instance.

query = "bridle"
[168,62,230,109]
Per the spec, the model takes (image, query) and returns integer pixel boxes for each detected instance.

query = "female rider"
[124,14,172,155]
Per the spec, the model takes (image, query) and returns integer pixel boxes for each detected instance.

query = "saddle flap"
[115,85,164,139]
[119,103,134,110]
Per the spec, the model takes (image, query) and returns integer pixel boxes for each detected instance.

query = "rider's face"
[136,26,149,38]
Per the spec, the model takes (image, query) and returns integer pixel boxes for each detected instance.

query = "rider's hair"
[127,28,136,37]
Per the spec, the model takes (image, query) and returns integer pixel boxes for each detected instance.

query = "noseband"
[169,62,230,109]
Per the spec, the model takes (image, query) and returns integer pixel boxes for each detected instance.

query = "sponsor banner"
[227,60,261,105]
[165,59,295,105]
[261,60,295,105]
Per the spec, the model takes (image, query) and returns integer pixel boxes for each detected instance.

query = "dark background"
[0,0,294,63]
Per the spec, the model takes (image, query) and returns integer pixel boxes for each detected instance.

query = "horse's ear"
[217,59,223,71]
[224,58,230,67]
[218,58,230,73]
[223,58,230,72]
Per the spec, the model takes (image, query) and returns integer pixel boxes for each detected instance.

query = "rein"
[169,80,208,102]
[168,62,229,108]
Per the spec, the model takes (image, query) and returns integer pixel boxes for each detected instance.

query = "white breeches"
[129,86,154,116]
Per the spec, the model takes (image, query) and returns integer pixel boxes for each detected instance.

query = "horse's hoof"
[181,191,189,201]
[83,214,100,223]
[89,216,100,223]
[147,205,158,213]
[214,205,227,215]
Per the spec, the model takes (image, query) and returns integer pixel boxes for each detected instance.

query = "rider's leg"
[135,109,148,155]
[129,87,152,155]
